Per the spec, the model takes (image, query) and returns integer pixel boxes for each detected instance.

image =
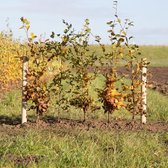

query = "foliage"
[68,19,99,121]
[19,11,145,122]
[20,17,50,120]
[123,58,142,119]
[100,70,125,122]
[94,8,143,121]
[47,20,74,119]
[0,32,23,92]
[0,0,148,123]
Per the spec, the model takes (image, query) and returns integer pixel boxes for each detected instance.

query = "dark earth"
[120,67,168,96]
[0,116,167,133]
[147,67,168,96]
[99,67,168,96]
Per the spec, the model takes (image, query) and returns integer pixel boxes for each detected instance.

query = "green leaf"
[50,32,55,38]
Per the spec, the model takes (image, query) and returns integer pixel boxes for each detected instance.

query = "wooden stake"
[21,56,29,124]
[141,58,147,124]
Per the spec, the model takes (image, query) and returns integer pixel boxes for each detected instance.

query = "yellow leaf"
[26,24,30,30]
[30,33,37,40]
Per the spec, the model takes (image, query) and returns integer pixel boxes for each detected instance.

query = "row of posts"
[21,57,147,124]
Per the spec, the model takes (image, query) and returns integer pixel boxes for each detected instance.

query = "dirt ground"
[118,67,168,96]
[147,67,168,96]
[0,117,167,133]
[92,66,168,96]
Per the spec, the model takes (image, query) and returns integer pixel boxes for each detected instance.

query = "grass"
[0,82,168,167]
[140,46,168,67]
[0,45,168,167]
[0,127,167,168]
[89,45,168,67]
[148,89,168,122]
[0,90,21,118]
[0,75,168,122]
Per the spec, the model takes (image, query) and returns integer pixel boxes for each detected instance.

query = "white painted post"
[141,58,147,124]
[22,56,29,124]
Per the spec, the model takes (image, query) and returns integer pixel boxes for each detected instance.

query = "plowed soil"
[91,66,168,96]
[147,67,168,96]
[126,67,168,96]
[0,117,167,133]
[106,67,168,96]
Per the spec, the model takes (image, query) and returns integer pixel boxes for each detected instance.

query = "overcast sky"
[0,0,168,45]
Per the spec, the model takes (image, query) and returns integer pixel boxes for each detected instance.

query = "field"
[140,46,168,67]
[0,45,168,167]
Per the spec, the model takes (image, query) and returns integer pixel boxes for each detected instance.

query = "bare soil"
[147,67,168,96]
[119,67,168,96]
[2,154,43,167]
[96,67,168,96]
[0,117,167,133]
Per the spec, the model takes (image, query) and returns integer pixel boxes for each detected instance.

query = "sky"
[0,0,168,45]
